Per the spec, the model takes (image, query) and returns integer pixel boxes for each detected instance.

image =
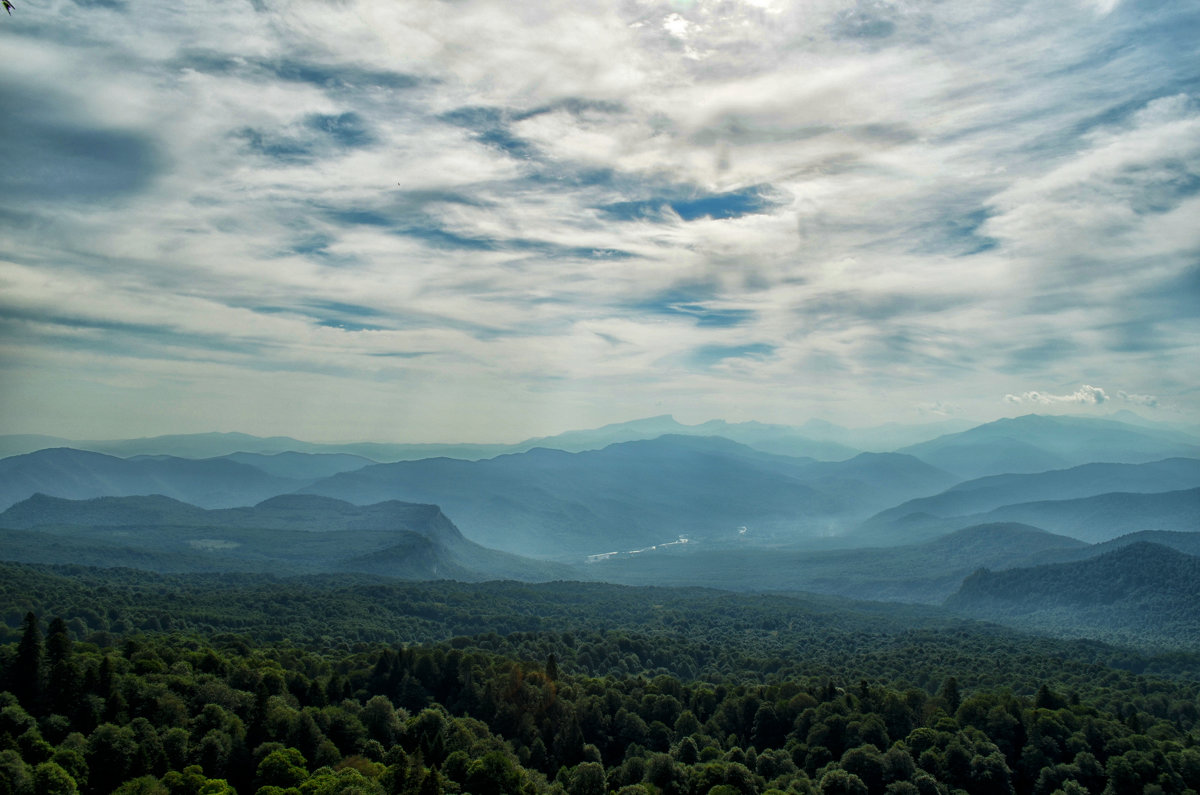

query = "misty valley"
[2,412,1200,794]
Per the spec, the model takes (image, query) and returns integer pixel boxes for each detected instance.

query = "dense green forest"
[3,563,1200,794]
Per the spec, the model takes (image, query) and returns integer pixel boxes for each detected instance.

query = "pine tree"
[45,618,79,717]
[13,612,44,710]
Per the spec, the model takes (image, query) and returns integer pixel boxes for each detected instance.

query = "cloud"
[917,401,960,417]
[1118,390,1159,407]
[0,0,1197,438]
[1004,385,1110,406]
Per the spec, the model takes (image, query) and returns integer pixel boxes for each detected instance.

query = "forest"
[2,563,1200,795]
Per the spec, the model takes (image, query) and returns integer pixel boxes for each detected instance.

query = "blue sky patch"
[174,51,422,92]
[307,113,373,149]
[235,128,312,162]
[633,290,756,328]
[599,185,776,222]
[441,106,539,160]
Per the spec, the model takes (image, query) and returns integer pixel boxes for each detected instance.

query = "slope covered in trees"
[946,543,1200,650]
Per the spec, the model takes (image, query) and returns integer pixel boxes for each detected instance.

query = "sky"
[0,0,1198,443]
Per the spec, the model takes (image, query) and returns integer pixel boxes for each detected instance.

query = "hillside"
[947,542,1200,649]
[0,493,570,582]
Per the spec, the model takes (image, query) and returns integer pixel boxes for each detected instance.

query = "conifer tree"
[13,613,44,710]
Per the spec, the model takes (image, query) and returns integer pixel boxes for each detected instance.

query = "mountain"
[862,458,1200,532]
[673,419,859,460]
[787,451,959,510]
[0,493,570,581]
[518,415,862,460]
[0,415,861,464]
[1085,530,1200,559]
[0,431,514,462]
[0,448,307,511]
[798,417,978,451]
[299,435,955,558]
[222,451,377,479]
[858,486,1200,546]
[0,434,71,458]
[946,542,1200,649]
[68,431,321,459]
[515,415,694,451]
[974,487,1200,544]
[899,414,1200,479]
[588,522,1087,603]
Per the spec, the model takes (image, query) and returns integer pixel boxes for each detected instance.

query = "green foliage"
[948,542,1200,650]
[2,567,1200,795]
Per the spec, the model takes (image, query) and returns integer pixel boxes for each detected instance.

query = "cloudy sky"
[1,0,1197,442]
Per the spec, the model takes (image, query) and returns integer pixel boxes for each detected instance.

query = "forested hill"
[946,542,1200,649]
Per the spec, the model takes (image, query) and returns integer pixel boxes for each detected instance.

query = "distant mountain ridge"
[899,414,1200,479]
[0,416,862,461]
[0,448,307,511]
[860,458,1200,536]
[975,487,1200,543]
[857,486,1200,546]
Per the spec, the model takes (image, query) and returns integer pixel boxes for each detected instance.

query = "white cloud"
[1004,385,1110,406]
[917,401,960,417]
[1118,390,1158,408]
[0,0,1197,438]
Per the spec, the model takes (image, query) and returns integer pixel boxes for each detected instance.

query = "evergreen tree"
[13,613,44,710]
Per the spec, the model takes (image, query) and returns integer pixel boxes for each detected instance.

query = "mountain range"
[296,435,958,557]
[0,448,307,511]
[1,410,1198,651]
